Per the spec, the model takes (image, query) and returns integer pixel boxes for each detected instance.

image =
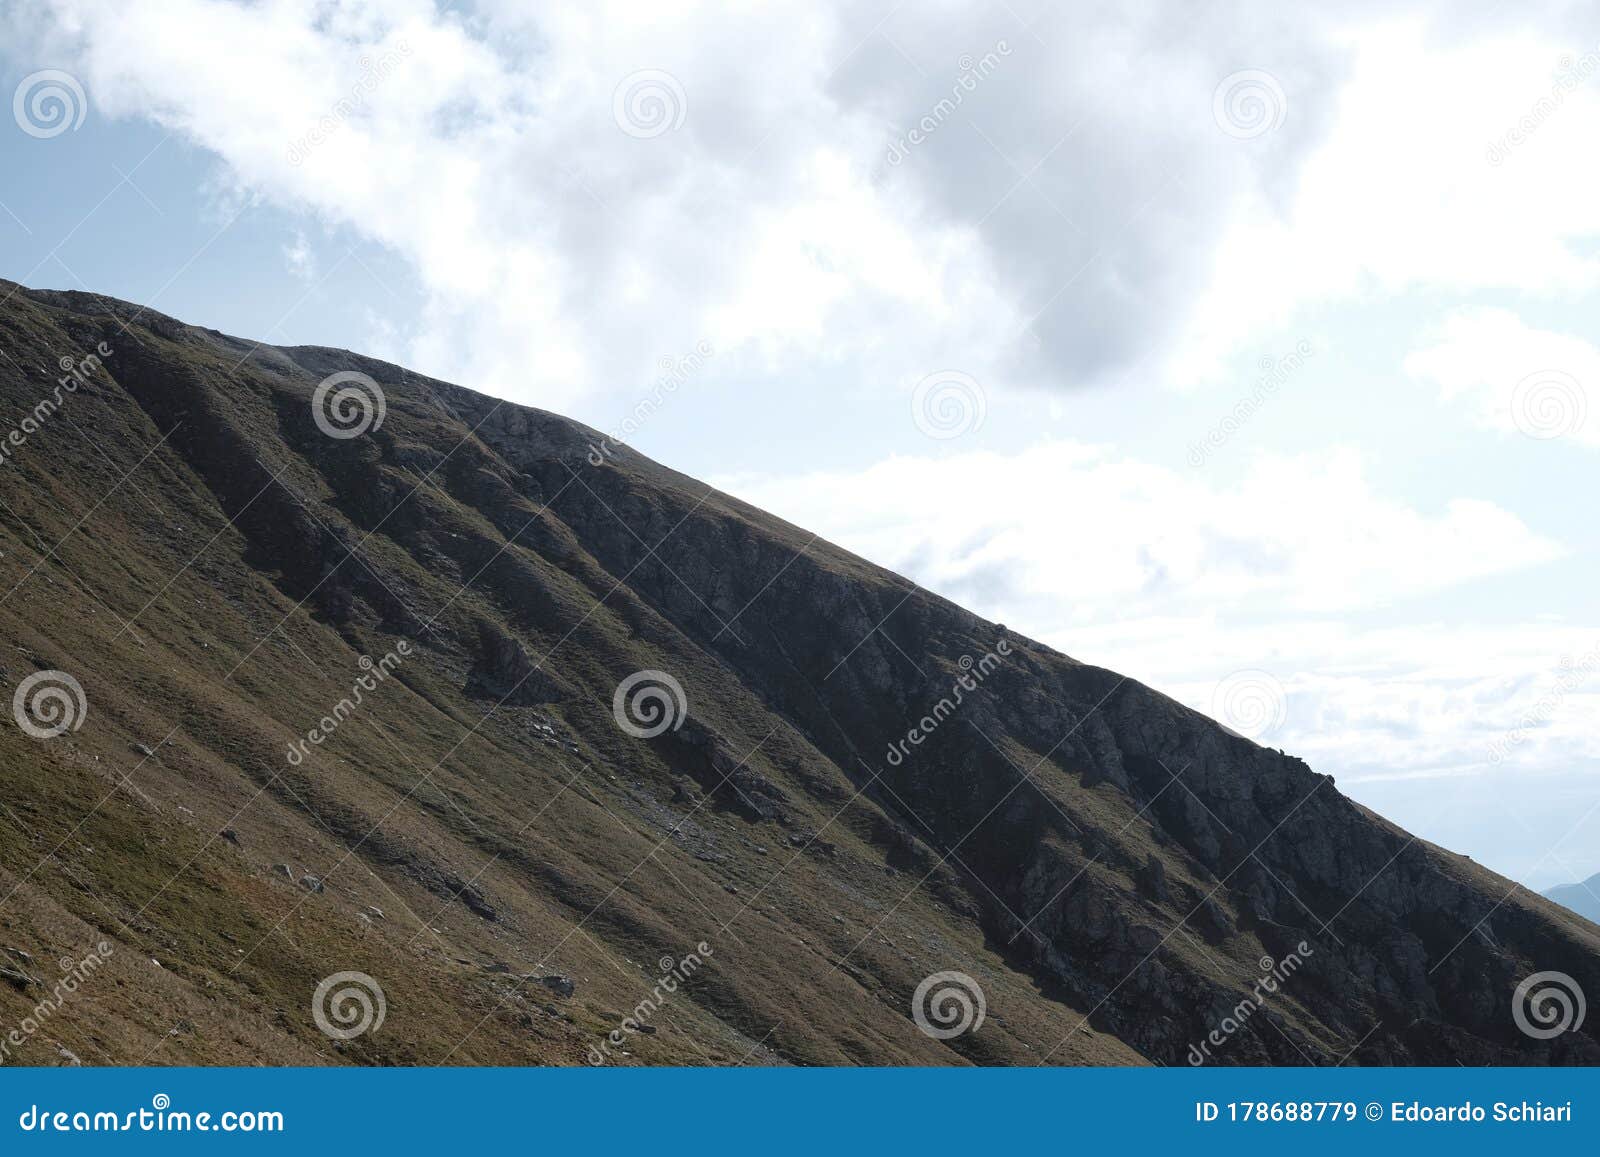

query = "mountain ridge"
[0,278,1595,1067]
[1545,873,1600,926]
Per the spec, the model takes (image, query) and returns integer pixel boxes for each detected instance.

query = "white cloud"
[1405,307,1597,446]
[282,230,316,282]
[13,2,1600,408]
[716,441,1563,619]
[7,0,1353,415]
[1172,19,1600,382]
[1155,620,1600,783]
[717,439,1588,788]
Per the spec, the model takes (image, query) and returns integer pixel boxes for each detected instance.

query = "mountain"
[1545,875,1600,926]
[0,279,1596,1067]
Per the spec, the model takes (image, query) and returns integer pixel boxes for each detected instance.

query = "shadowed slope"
[0,280,1594,1067]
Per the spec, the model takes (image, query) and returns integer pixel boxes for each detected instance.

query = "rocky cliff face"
[0,280,1595,1066]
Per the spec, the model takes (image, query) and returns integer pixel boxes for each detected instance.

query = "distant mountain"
[1545,875,1600,925]
[1,279,1597,1066]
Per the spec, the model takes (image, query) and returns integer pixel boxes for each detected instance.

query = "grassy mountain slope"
[0,280,1595,1067]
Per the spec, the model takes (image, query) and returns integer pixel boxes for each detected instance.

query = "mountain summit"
[0,281,1595,1066]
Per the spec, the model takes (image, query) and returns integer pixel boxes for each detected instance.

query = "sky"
[1,0,1597,890]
